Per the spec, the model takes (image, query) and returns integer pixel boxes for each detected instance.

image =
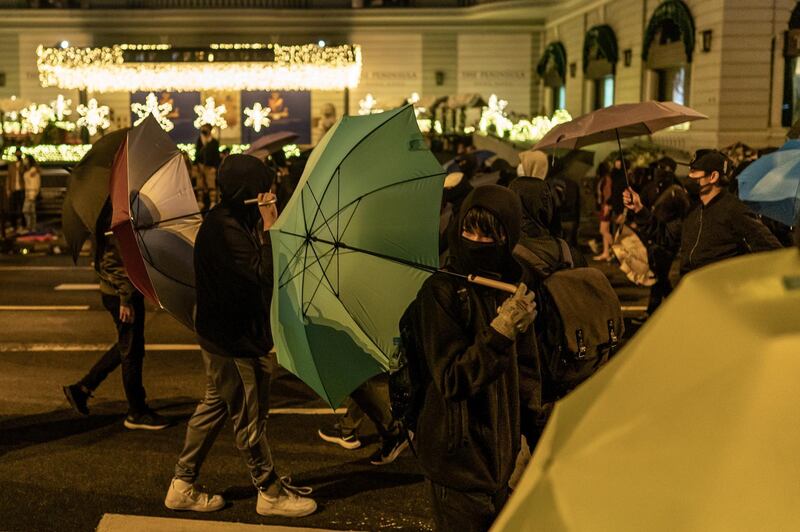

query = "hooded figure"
[518,149,549,180]
[415,185,538,532]
[194,154,275,358]
[169,154,317,517]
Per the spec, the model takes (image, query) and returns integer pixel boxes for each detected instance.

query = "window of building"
[537,42,568,113]
[782,3,800,127]
[642,1,695,106]
[583,25,618,111]
[593,75,615,109]
[552,85,566,110]
[656,66,688,104]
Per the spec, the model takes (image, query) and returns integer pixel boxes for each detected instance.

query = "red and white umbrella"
[109,115,201,329]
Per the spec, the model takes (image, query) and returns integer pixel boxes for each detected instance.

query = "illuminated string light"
[358,94,382,115]
[283,144,301,158]
[50,94,72,120]
[37,43,362,92]
[194,97,228,129]
[476,94,572,143]
[77,98,110,135]
[2,111,22,135]
[243,102,271,133]
[2,143,254,164]
[131,92,174,131]
[20,104,54,134]
[2,144,92,163]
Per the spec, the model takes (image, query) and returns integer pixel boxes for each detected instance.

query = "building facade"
[0,0,798,150]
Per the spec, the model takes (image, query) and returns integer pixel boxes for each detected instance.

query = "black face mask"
[459,237,510,277]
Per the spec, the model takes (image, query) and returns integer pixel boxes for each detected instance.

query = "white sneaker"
[164,478,225,512]
[256,481,316,518]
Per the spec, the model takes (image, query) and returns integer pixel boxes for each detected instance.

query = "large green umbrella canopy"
[270,105,445,407]
[492,248,800,531]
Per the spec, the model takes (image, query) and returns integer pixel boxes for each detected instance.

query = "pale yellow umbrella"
[493,247,800,532]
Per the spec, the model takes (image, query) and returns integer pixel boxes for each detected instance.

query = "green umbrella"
[270,105,446,407]
[492,248,800,531]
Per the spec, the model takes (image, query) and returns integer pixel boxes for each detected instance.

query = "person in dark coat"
[636,157,684,317]
[415,185,537,532]
[62,200,169,430]
[609,158,628,220]
[165,155,316,518]
[625,150,781,278]
[194,124,221,208]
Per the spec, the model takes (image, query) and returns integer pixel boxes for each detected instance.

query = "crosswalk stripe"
[0,266,92,271]
[97,513,351,532]
[0,305,90,311]
[54,283,100,291]
[621,305,647,312]
[0,343,198,352]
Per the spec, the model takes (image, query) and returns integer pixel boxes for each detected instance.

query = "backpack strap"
[556,238,574,269]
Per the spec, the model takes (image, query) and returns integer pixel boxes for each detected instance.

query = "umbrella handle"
[244,197,278,206]
[467,275,518,294]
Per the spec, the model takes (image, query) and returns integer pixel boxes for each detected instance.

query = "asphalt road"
[0,251,650,532]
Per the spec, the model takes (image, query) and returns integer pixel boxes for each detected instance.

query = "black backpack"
[389,280,471,437]
[514,238,624,396]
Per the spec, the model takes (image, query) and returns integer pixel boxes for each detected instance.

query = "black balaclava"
[509,177,554,238]
[217,154,274,229]
[451,185,523,282]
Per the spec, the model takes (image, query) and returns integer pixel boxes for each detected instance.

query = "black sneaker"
[369,430,413,465]
[63,384,90,416]
[317,426,361,450]
[124,409,171,430]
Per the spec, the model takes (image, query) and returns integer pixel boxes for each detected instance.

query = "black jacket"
[416,186,530,493]
[195,137,221,168]
[194,155,274,358]
[634,190,781,276]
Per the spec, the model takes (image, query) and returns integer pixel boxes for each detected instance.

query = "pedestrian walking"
[194,125,221,209]
[413,186,536,532]
[165,154,316,518]
[592,161,614,261]
[624,149,781,277]
[6,148,25,233]
[21,155,40,232]
[62,200,169,430]
[317,375,410,465]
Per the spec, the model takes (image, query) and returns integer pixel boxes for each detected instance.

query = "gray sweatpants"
[174,349,279,492]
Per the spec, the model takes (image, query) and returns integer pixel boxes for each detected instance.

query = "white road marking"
[270,407,346,415]
[0,266,92,271]
[54,283,100,291]
[97,513,350,532]
[0,305,90,311]
[0,343,198,352]
[621,305,647,312]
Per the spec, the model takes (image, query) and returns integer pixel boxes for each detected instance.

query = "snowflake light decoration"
[50,94,72,120]
[20,104,54,134]
[358,93,384,115]
[243,102,271,132]
[193,97,227,129]
[77,98,110,135]
[131,92,174,131]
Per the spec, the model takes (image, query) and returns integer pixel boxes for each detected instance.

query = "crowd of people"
[53,127,794,531]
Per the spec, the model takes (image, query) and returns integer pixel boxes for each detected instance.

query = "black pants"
[79,293,147,414]
[429,480,509,532]
[9,190,24,228]
[647,251,674,315]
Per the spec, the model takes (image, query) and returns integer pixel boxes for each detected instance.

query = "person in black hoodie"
[416,185,536,532]
[165,155,316,518]
[624,150,781,277]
